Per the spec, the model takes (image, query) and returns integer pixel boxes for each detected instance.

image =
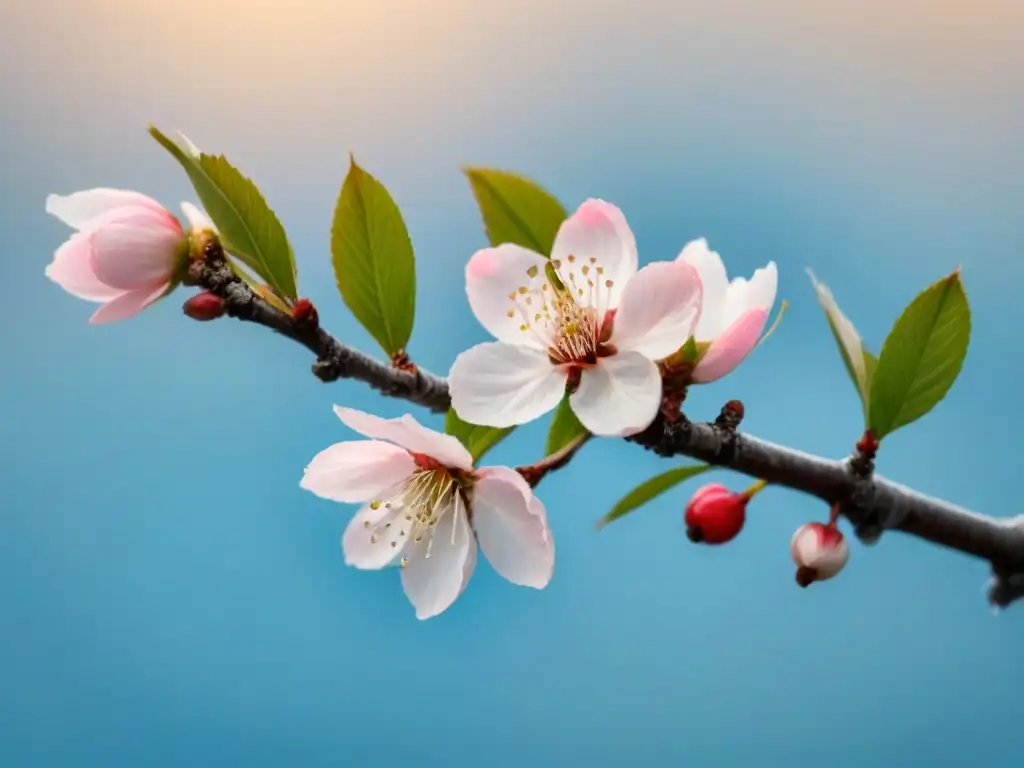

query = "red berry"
[684,483,748,545]
[182,291,225,321]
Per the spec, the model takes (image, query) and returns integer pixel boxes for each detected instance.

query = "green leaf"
[330,155,416,356]
[597,464,712,530]
[867,269,971,440]
[444,409,513,463]
[806,269,874,422]
[545,397,589,455]
[463,168,567,254]
[148,126,298,302]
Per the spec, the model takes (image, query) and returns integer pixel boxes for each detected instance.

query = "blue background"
[2,0,1022,765]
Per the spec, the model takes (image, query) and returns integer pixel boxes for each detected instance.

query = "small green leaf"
[148,126,298,302]
[330,155,416,356]
[597,464,712,529]
[444,409,513,463]
[868,269,971,440]
[807,269,874,422]
[545,397,589,455]
[463,167,567,254]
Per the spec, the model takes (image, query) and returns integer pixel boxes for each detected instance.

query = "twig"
[190,244,1024,607]
[516,433,593,488]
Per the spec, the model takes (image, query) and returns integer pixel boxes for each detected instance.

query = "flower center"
[507,256,617,366]
[364,468,470,568]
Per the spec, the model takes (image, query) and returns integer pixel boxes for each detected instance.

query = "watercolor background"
[1,0,1022,765]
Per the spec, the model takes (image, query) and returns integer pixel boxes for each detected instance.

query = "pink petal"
[332,407,474,471]
[569,350,661,437]
[610,260,703,360]
[299,439,416,503]
[447,342,567,429]
[90,221,184,290]
[46,188,168,230]
[342,498,406,570]
[677,238,729,340]
[45,232,123,302]
[470,466,554,589]
[691,308,769,383]
[719,262,778,329]
[550,199,638,310]
[465,244,550,348]
[89,283,169,324]
[401,499,472,620]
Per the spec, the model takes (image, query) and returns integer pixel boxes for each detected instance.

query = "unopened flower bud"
[790,522,849,587]
[182,291,225,321]
[292,297,318,326]
[684,479,766,545]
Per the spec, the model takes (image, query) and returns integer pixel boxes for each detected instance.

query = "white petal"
[448,342,566,428]
[610,260,703,360]
[180,202,217,233]
[569,351,661,437]
[46,188,168,230]
[331,407,473,471]
[458,533,479,597]
[465,244,550,348]
[550,199,638,309]
[299,439,415,503]
[342,499,405,570]
[471,466,554,589]
[402,499,471,620]
[720,261,777,329]
[677,238,729,340]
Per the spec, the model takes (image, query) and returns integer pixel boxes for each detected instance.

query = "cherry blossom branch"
[187,243,1024,608]
[516,433,593,488]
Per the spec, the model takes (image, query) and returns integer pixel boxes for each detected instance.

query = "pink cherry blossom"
[448,199,704,438]
[45,188,213,324]
[676,239,778,383]
[300,406,555,620]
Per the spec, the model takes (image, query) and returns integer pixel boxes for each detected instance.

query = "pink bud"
[790,522,849,587]
[182,291,225,321]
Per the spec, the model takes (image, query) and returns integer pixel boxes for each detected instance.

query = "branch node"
[390,349,418,374]
[849,429,879,478]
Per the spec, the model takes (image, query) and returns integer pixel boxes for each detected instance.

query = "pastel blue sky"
[2,0,1022,765]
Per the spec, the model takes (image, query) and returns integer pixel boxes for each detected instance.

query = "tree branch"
[189,245,1024,608]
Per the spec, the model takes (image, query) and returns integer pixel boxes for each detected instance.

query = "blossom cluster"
[45,189,782,619]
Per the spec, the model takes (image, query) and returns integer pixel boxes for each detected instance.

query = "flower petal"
[45,232,123,302]
[448,342,566,428]
[471,466,554,589]
[691,308,769,383]
[180,202,216,233]
[610,260,703,360]
[88,283,169,324]
[90,222,183,290]
[401,499,472,620]
[466,244,550,348]
[569,350,661,437]
[299,439,416,504]
[677,239,729,341]
[458,533,479,597]
[720,261,778,329]
[550,199,637,309]
[46,188,168,230]
[342,499,405,570]
[331,407,473,471]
